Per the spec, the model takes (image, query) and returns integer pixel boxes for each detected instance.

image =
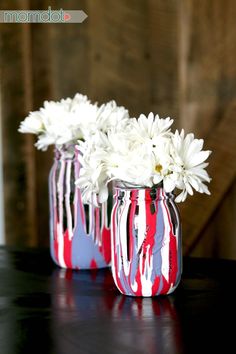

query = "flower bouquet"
[19,93,129,269]
[19,93,211,296]
[76,112,211,296]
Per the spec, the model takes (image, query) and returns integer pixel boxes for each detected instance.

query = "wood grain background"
[0,0,235,258]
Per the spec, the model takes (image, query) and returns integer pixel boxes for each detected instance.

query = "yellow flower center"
[155,164,163,173]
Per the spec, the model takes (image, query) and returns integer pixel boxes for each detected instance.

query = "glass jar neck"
[54,145,77,161]
[115,182,174,201]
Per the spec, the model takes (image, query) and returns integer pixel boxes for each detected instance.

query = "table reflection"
[51,268,183,354]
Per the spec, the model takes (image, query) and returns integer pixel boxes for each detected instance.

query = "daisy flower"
[169,129,212,202]
[19,94,129,151]
[76,114,212,204]
[129,112,173,149]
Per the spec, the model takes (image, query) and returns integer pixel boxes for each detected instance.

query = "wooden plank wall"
[0,0,235,257]
[178,0,236,258]
[0,0,37,246]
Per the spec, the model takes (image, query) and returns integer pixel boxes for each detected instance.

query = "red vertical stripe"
[63,229,73,268]
[101,227,111,264]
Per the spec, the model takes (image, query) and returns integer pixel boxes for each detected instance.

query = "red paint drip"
[90,259,98,269]
[152,276,160,296]
[169,232,178,285]
[63,229,73,268]
[101,227,111,264]
[161,275,171,295]
[134,266,143,296]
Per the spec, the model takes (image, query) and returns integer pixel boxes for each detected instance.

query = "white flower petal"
[175,190,187,203]
[187,150,211,168]
[98,185,108,203]
[163,176,176,193]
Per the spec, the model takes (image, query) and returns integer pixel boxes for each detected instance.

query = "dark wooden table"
[0,247,235,354]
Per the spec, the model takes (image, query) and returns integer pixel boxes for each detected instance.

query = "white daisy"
[76,114,212,205]
[170,129,211,202]
[129,112,173,149]
[19,93,93,150]
[18,111,44,134]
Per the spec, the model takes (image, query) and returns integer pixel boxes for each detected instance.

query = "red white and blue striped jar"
[49,146,111,269]
[111,183,182,296]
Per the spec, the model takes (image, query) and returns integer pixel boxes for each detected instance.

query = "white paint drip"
[117,194,124,278]
[140,244,153,296]
[112,192,125,291]
[111,193,118,283]
[137,190,146,252]
[57,159,66,268]
[65,160,73,241]
[101,201,107,228]
[95,207,101,246]
[131,279,138,292]
[52,162,57,210]
[119,193,131,276]
[73,160,80,232]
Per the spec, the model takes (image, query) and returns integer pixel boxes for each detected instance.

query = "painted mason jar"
[49,146,111,269]
[111,183,182,296]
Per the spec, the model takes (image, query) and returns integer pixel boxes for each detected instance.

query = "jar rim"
[114,180,161,190]
[114,181,175,200]
[54,144,78,160]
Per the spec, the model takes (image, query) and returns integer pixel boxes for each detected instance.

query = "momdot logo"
[0,7,87,23]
